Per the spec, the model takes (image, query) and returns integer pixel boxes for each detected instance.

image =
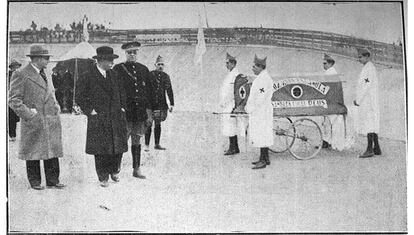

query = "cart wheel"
[269,117,295,153]
[288,118,322,160]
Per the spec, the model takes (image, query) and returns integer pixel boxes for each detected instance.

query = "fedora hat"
[26,44,52,57]
[93,46,119,60]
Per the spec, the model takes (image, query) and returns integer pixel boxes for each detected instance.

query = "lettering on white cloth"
[272,99,328,109]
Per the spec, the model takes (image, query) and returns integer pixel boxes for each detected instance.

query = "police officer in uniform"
[113,41,156,179]
[144,55,174,151]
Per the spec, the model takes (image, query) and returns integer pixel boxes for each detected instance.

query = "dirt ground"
[8,112,406,233]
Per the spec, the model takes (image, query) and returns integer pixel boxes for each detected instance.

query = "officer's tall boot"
[224,136,236,155]
[132,145,146,179]
[359,133,375,158]
[372,133,382,155]
[154,123,166,150]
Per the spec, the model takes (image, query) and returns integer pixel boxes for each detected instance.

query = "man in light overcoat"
[8,44,65,190]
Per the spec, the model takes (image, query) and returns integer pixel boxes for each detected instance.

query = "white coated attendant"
[247,55,274,169]
[220,52,244,156]
[355,61,380,134]
[245,58,274,148]
[353,48,381,158]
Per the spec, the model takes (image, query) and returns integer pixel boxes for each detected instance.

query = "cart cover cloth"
[234,74,347,116]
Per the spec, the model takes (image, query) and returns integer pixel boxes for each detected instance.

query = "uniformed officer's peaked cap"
[155,55,165,64]
[226,52,236,62]
[324,53,335,62]
[357,48,371,57]
[121,41,141,51]
[254,54,267,67]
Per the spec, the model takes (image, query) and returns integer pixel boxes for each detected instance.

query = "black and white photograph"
[4,1,408,233]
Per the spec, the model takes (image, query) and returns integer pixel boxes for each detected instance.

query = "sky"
[8,2,404,44]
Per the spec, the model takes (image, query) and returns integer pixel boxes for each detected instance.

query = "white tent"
[55,41,95,61]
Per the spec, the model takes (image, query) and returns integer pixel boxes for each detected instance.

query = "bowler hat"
[93,46,119,60]
[121,41,141,51]
[9,59,22,68]
[26,44,52,57]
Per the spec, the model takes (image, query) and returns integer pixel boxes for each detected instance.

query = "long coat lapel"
[25,64,47,90]
[92,66,112,95]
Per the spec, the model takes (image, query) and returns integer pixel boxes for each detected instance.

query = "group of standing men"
[219,48,382,170]
[8,42,174,189]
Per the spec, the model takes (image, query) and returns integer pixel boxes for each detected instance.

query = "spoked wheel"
[288,118,323,160]
[269,117,295,153]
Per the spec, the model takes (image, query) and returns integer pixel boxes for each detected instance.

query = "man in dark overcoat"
[76,46,128,187]
[8,45,65,190]
[113,41,156,179]
[144,55,174,151]
[8,59,22,142]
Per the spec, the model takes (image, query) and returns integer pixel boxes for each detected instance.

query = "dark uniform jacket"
[149,70,174,110]
[8,70,20,123]
[75,66,128,155]
[113,62,156,122]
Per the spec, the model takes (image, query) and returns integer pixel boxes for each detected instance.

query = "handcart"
[233,73,347,160]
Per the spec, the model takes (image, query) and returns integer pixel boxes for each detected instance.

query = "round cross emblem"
[239,86,246,99]
[291,85,303,99]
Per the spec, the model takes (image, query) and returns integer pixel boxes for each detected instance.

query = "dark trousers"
[26,158,60,187]
[8,119,17,138]
[8,108,19,138]
[145,122,161,145]
[94,154,122,182]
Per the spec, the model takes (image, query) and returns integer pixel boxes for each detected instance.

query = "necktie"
[39,69,47,83]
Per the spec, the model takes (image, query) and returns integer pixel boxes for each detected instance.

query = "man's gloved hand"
[169,106,174,113]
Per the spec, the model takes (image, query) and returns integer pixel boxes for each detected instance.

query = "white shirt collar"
[96,64,107,77]
[30,63,41,74]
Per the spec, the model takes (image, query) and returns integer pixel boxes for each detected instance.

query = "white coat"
[355,61,380,134]
[325,66,338,75]
[245,69,274,147]
[220,68,242,136]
